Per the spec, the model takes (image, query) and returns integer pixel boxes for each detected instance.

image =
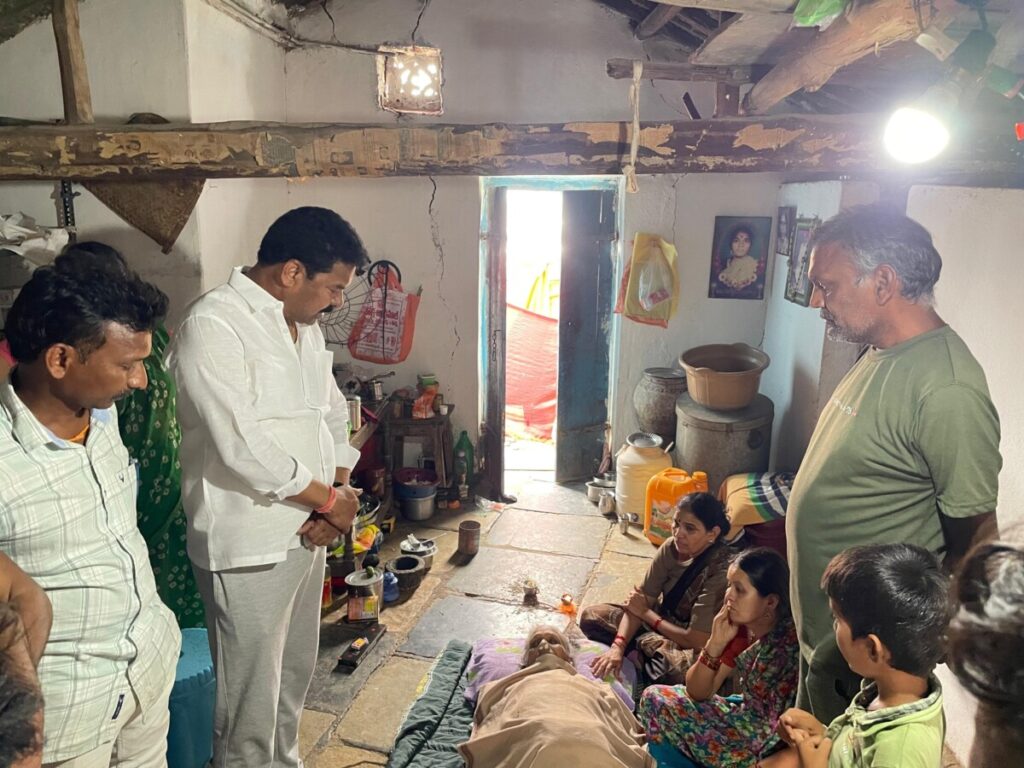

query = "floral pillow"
[464,636,638,710]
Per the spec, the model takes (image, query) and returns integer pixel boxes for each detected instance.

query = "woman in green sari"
[57,242,204,628]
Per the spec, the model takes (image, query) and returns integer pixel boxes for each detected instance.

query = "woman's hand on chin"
[707,604,739,652]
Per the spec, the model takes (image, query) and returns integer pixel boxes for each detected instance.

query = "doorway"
[479,178,621,502]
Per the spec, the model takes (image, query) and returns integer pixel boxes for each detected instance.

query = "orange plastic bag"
[348,267,420,364]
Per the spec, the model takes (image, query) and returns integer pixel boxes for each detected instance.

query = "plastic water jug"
[615,432,672,520]
[644,467,709,546]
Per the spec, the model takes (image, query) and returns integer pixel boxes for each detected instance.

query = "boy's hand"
[792,730,832,768]
[779,708,826,744]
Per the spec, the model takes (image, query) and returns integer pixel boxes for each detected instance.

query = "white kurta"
[168,267,361,571]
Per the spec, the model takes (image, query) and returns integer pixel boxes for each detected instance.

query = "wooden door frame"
[478,176,624,498]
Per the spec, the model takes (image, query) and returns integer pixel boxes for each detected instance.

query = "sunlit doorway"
[504,189,562,481]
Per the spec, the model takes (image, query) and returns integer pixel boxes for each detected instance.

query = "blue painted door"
[555,190,616,482]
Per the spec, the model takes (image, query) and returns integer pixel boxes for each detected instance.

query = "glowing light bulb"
[884,106,950,164]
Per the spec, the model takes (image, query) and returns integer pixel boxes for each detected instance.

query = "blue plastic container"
[167,628,215,768]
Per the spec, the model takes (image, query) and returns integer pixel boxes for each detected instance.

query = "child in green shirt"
[762,543,950,768]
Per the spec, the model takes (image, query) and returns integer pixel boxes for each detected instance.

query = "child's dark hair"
[733,547,791,618]
[676,492,730,541]
[823,544,950,677]
[0,604,43,766]
[949,539,1024,733]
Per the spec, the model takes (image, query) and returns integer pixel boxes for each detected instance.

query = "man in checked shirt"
[0,249,180,766]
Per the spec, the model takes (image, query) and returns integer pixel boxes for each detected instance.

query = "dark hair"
[823,544,950,677]
[53,241,129,276]
[949,540,1024,730]
[258,207,370,276]
[5,244,169,363]
[729,224,754,245]
[733,547,791,618]
[807,204,942,304]
[0,604,43,766]
[677,492,729,541]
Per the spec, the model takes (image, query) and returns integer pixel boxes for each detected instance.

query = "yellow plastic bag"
[615,233,679,328]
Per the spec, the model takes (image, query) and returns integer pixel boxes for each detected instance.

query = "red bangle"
[653,617,663,632]
[314,485,337,514]
[612,634,626,649]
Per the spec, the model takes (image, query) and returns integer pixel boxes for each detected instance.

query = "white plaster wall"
[182,0,291,295]
[613,173,783,448]
[284,177,482,439]
[0,0,200,325]
[286,0,713,123]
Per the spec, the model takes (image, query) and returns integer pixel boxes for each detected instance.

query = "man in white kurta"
[168,207,368,767]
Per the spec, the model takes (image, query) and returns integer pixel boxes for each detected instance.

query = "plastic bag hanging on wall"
[614,233,678,328]
[348,263,420,364]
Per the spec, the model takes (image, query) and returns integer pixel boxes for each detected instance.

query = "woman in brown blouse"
[582,492,732,685]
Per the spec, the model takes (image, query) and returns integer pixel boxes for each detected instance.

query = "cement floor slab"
[300,709,338,760]
[445,546,594,605]
[306,626,399,715]
[335,655,433,753]
[308,744,388,768]
[580,550,651,611]
[413,506,500,534]
[604,527,662,559]
[507,476,603,517]
[399,594,559,658]
[379,574,442,638]
[485,508,610,559]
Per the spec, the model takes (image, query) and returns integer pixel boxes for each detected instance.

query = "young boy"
[762,543,950,768]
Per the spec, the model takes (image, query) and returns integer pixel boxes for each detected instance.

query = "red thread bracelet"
[314,485,337,514]
[613,634,627,649]
[653,617,663,632]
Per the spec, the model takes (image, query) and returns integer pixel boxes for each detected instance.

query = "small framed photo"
[776,206,796,257]
[785,218,819,306]
[707,215,772,300]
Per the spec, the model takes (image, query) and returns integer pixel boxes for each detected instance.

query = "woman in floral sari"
[639,547,798,767]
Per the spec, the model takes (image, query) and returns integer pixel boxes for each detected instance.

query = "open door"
[480,186,510,501]
[555,190,616,482]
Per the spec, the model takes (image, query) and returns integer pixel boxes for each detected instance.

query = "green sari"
[117,325,205,628]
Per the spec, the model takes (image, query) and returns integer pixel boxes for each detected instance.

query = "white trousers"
[194,545,326,768]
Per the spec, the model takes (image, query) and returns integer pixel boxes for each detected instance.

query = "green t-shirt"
[826,677,944,768]
[787,326,1001,654]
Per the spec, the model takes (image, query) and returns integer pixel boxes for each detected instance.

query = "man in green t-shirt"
[786,205,1001,723]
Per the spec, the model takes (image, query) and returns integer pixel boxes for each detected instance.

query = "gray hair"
[521,625,574,667]
[808,205,942,305]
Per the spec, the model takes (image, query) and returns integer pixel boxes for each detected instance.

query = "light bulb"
[884,106,951,164]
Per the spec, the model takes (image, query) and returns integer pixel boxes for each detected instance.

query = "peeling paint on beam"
[0,117,1018,181]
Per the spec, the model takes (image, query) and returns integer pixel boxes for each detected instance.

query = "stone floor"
[299,466,655,767]
[297,461,968,768]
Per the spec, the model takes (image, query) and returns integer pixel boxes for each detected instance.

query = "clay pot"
[632,367,688,444]
[385,555,426,593]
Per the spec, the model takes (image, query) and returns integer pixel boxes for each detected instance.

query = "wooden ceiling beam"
[742,0,963,115]
[651,0,793,13]
[607,58,754,83]
[635,4,682,40]
[0,116,1017,180]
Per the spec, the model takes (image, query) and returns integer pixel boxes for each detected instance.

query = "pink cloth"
[505,304,558,441]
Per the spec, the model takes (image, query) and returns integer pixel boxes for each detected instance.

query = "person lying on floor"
[763,544,948,768]
[639,547,798,768]
[582,492,731,685]
[948,535,1024,768]
[458,625,654,768]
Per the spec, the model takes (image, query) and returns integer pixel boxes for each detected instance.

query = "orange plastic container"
[644,468,710,545]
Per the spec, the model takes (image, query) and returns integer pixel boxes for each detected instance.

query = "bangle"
[314,485,337,515]
[653,617,664,632]
[612,634,627,649]
[698,647,722,671]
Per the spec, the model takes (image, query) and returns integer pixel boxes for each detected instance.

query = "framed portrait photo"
[784,217,819,306]
[707,215,772,300]
[775,206,796,258]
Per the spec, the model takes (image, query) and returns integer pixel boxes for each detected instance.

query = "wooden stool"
[384,410,455,487]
